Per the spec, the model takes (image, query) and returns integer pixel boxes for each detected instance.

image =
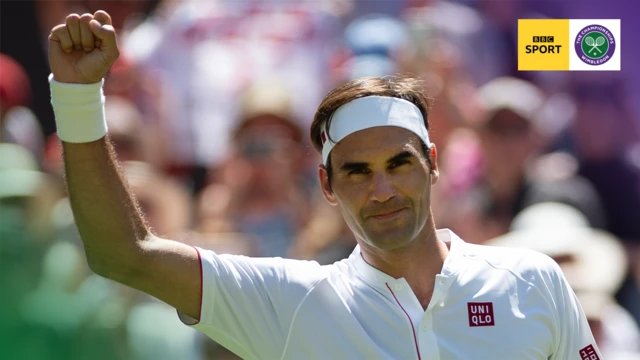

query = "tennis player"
[48,11,602,360]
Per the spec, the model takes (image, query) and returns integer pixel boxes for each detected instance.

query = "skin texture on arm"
[63,138,201,319]
[50,11,201,320]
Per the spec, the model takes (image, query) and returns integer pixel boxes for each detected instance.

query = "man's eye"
[389,159,409,169]
[349,168,370,175]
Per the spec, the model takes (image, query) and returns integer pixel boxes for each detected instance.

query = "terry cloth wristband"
[49,73,108,143]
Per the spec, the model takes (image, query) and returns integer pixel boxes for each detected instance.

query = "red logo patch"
[467,302,495,327]
[321,131,327,145]
[579,345,600,360]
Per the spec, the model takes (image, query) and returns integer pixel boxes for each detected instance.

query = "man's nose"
[370,172,396,203]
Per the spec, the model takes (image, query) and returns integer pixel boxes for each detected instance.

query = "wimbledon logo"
[575,24,616,65]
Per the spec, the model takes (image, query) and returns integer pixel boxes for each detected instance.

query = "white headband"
[320,95,431,164]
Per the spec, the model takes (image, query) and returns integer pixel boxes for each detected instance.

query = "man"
[48,11,601,359]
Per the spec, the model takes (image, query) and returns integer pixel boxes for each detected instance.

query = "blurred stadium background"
[1,0,639,359]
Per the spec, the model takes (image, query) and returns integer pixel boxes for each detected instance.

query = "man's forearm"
[47,11,203,320]
[63,136,150,279]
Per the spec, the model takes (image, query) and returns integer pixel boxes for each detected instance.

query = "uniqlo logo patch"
[467,302,495,327]
[579,345,600,360]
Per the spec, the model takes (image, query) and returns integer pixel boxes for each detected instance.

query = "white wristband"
[49,73,108,143]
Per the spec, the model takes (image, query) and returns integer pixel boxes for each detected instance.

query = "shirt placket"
[418,274,453,360]
[386,279,423,360]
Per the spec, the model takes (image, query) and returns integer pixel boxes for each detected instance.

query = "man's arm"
[63,138,201,319]
[49,11,201,320]
[544,258,603,360]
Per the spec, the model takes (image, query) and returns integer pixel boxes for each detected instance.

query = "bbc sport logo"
[518,19,620,71]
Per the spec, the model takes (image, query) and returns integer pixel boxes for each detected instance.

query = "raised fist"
[48,11,119,84]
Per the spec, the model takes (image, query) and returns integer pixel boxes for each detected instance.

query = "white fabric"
[178,229,601,360]
[49,74,108,143]
[321,96,430,165]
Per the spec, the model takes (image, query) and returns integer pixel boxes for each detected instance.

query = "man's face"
[319,127,438,251]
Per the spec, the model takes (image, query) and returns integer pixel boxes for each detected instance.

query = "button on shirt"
[178,229,601,359]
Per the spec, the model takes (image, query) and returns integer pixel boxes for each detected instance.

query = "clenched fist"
[49,11,119,84]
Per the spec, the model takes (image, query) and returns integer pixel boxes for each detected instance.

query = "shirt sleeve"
[177,247,328,360]
[545,258,604,360]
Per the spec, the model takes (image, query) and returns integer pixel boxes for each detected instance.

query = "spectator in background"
[402,0,488,85]
[449,77,577,242]
[0,54,31,120]
[101,49,176,179]
[401,32,472,151]
[123,0,340,177]
[567,73,640,327]
[489,202,640,359]
[104,96,169,171]
[196,81,312,258]
[405,0,568,86]
[0,54,44,159]
[569,74,640,244]
[103,96,145,161]
[521,151,606,229]
[333,14,409,83]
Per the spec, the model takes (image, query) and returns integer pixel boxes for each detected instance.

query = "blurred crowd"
[1,1,639,359]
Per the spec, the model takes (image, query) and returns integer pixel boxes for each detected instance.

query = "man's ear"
[318,165,338,206]
[429,144,439,185]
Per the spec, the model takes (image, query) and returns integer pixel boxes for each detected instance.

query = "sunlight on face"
[321,127,436,251]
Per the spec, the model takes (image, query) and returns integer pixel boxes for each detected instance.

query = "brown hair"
[310,75,431,153]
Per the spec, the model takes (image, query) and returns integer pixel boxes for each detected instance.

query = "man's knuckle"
[109,50,120,61]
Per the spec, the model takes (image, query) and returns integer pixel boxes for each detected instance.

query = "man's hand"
[49,11,119,84]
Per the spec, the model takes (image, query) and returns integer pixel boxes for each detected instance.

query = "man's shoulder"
[198,248,336,290]
[462,241,562,284]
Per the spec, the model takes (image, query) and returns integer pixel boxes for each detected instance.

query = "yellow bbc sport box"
[518,19,570,71]
[518,19,621,71]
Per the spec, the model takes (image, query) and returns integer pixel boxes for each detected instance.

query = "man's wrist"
[49,73,108,143]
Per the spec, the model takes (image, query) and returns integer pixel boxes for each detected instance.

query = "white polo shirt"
[179,229,602,360]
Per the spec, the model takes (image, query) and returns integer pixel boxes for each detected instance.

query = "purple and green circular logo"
[574,24,616,65]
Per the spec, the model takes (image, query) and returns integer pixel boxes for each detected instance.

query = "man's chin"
[364,231,415,251]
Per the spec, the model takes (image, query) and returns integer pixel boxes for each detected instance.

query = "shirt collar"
[349,228,466,285]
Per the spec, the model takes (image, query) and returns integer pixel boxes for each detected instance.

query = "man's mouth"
[370,208,405,220]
